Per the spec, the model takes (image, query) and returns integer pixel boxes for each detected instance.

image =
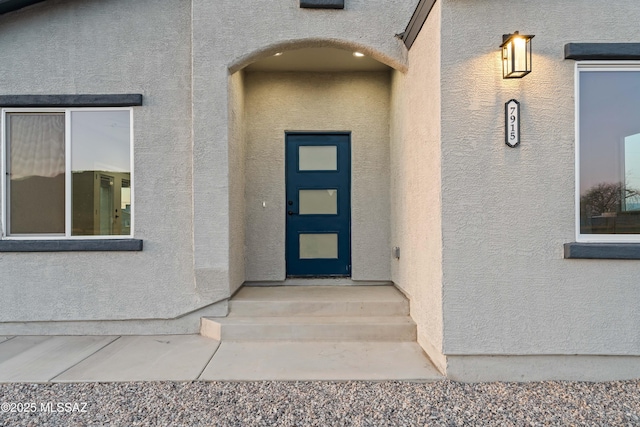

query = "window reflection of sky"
[71,111,130,173]
[580,71,640,194]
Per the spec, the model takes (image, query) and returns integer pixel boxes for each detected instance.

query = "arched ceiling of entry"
[245,47,390,72]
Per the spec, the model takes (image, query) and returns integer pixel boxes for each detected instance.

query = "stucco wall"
[0,0,216,323]
[440,0,640,355]
[244,71,391,281]
[228,71,246,295]
[390,1,444,370]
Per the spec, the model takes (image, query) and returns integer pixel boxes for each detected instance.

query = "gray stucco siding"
[390,0,445,371]
[0,0,202,324]
[439,0,640,356]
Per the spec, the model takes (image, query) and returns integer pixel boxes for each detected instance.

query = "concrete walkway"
[0,335,442,383]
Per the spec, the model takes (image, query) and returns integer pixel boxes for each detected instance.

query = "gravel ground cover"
[1,380,639,426]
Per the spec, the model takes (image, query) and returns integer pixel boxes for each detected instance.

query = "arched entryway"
[228,42,404,285]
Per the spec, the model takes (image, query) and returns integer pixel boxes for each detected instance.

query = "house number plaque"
[505,99,520,147]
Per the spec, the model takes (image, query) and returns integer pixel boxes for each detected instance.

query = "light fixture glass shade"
[501,32,534,78]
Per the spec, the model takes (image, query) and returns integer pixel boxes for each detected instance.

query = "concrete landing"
[0,335,443,382]
[229,285,409,316]
[200,341,442,381]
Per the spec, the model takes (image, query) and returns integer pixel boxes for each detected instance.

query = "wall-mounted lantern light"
[501,31,534,78]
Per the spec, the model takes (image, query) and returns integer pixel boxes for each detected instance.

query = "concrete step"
[199,341,443,381]
[229,285,409,317]
[200,316,417,342]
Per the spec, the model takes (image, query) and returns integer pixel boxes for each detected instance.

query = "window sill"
[300,0,344,9]
[0,239,143,252]
[564,242,640,259]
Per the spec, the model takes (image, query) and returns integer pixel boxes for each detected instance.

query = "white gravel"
[1,380,639,426]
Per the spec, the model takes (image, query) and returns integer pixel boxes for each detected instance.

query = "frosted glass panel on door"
[299,146,337,171]
[299,234,338,259]
[299,189,337,215]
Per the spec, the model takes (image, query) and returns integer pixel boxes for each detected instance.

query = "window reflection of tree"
[581,182,640,233]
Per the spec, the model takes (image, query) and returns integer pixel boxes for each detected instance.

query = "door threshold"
[244,278,393,287]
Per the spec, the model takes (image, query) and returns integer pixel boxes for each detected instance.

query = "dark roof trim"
[0,94,143,107]
[402,0,436,50]
[0,0,46,15]
[565,43,640,60]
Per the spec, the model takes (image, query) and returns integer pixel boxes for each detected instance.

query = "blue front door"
[285,133,351,277]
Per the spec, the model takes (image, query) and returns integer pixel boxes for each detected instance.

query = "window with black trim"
[577,63,640,242]
[2,108,133,238]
